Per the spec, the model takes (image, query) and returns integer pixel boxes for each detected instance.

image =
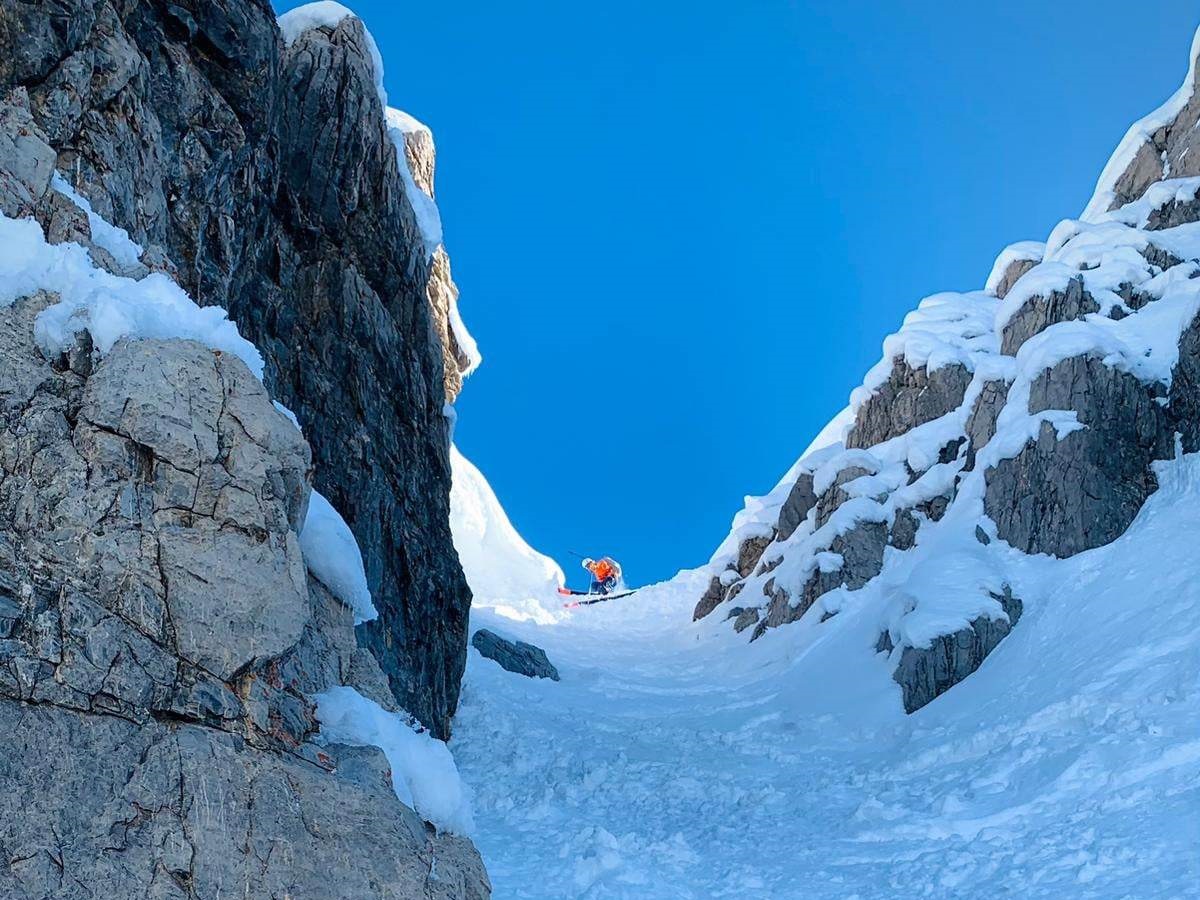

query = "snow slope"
[451,445,566,623]
[453,452,1200,898]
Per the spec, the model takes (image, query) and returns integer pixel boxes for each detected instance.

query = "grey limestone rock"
[963,378,1010,470]
[846,360,971,449]
[0,298,489,896]
[0,0,471,739]
[991,256,1038,300]
[693,572,729,621]
[775,471,817,541]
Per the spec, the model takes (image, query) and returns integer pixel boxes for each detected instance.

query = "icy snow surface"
[453,453,1200,897]
[315,686,474,834]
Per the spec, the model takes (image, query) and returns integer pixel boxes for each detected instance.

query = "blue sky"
[279,1,1198,587]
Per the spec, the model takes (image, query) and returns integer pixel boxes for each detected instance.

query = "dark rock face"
[890,508,919,551]
[735,533,772,577]
[0,2,471,737]
[893,589,1023,714]
[963,379,1010,470]
[1,705,489,900]
[986,355,1173,557]
[693,573,728,621]
[758,520,887,633]
[0,299,488,896]
[1169,312,1200,452]
[776,471,817,541]
[1000,276,1098,356]
[1101,59,1200,213]
[1146,195,1200,230]
[847,361,971,449]
[472,629,560,681]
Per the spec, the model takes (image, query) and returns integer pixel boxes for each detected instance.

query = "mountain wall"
[0,0,475,739]
[0,0,490,896]
[695,26,1200,712]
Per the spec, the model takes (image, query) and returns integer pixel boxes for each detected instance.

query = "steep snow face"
[453,452,1200,898]
[451,445,566,623]
[441,21,1200,898]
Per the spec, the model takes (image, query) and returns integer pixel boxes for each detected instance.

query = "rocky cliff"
[695,28,1200,713]
[0,0,489,896]
[0,0,476,739]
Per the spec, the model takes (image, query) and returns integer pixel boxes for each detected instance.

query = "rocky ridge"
[695,29,1200,713]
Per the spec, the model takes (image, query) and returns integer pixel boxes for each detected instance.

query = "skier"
[582,556,623,595]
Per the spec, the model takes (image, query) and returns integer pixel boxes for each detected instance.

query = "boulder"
[693,573,729,621]
[893,588,1023,713]
[472,629,560,681]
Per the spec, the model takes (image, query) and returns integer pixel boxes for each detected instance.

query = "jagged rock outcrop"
[0,0,471,738]
[846,360,971,449]
[963,378,1009,470]
[999,276,1098,355]
[0,295,488,897]
[472,629,560,681]
[991,256,1038,300]
[775,471,817,541]
[890,588,1023,714]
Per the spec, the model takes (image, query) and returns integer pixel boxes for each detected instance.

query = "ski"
[561,589,637,608]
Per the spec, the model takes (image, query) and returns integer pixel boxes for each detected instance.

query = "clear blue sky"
[278,0,1198,587]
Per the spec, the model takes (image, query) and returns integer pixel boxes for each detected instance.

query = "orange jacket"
[586,557,620,582]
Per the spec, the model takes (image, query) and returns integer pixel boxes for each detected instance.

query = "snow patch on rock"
[315,686,474,834]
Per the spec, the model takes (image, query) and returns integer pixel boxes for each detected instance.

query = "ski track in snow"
[453,455,1200,899]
